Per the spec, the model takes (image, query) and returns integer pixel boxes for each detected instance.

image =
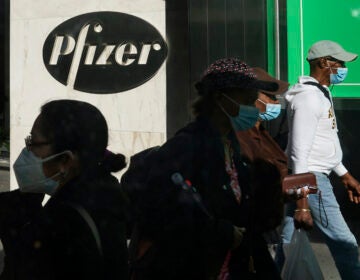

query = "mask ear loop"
[222,93,240,106]
[217,101,231,118]
[217,93,238,119]
[256,98,267,105]
[47,151,74,183]
[41,150,73,163]
[325,61,336,91]
[256,99,268,117]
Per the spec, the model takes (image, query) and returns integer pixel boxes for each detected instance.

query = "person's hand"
[232,226,246,249]
[293,197,313,230]
[341,172,360,204]
[294,209,313,230]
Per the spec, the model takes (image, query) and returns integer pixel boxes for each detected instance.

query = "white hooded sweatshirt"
[285,76,347,176]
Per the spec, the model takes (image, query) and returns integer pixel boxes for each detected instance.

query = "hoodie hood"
[285,76,328,103]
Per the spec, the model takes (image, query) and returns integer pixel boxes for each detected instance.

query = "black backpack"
[121,146,160,214]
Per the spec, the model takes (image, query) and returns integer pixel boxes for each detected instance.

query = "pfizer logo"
[43,12,168,93]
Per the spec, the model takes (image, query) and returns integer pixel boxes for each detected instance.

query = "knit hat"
[195,58,279,94]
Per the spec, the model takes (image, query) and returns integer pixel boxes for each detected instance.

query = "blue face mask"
[329,67,348,84]
[220,94,259,131]
[257,99,281,121]
[13,148,71,195]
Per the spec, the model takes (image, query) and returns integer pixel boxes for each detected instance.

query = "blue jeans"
[277,172,360,279]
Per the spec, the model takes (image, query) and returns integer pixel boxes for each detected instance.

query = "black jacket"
[0,170,128,280]
[125,117,282,280]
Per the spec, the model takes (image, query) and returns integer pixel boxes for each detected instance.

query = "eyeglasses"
[326,57,346,67]
[25,135,51,151]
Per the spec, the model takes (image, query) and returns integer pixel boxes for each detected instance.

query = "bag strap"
[66,202,103,258]
[303,81,332,104]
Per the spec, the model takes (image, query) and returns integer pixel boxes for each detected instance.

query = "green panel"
[286,0,302,85]
[287,0,360,97]
[266,0,275,76]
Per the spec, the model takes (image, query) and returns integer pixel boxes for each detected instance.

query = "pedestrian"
[123,58,284,279]
[235,67,289,178]
[235,67,289,250]
[279,40,360,279]
[0,100,128,279]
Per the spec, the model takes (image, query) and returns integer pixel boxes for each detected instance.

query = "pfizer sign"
[43,12,168,93]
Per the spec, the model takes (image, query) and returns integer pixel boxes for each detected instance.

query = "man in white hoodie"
[280,40,360,279]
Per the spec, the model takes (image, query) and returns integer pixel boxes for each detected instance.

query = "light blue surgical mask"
[257,99,282,121]
[219,94,259,131]
[13,148,71,195]
[329,67,348,84]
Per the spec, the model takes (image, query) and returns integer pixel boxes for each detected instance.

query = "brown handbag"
[282,172,318,199]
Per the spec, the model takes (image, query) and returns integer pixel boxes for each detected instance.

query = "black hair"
[39,99,126,173]
[191,91,218,117]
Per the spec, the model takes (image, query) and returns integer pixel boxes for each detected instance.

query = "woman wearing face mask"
[0,100,128,279]
[235,67,290,179]
[234,68,290,264]
[123,58,284,280]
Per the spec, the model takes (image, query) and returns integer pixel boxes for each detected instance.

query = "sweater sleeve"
[333,162,348,177]
[289,91,323,174]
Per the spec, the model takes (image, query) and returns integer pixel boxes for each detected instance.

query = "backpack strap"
[303,81,332,103]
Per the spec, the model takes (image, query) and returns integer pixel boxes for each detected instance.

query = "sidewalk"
[310,232,341,279]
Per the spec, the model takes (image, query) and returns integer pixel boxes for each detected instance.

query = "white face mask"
[13,148,71,195]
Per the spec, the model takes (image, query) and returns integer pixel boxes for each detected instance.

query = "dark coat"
[126,117,282,280]
[0,170,128,280]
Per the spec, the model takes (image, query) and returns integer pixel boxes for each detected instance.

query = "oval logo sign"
[43,12,168,93]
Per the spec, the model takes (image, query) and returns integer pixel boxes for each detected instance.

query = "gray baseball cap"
[307,40,358,62]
